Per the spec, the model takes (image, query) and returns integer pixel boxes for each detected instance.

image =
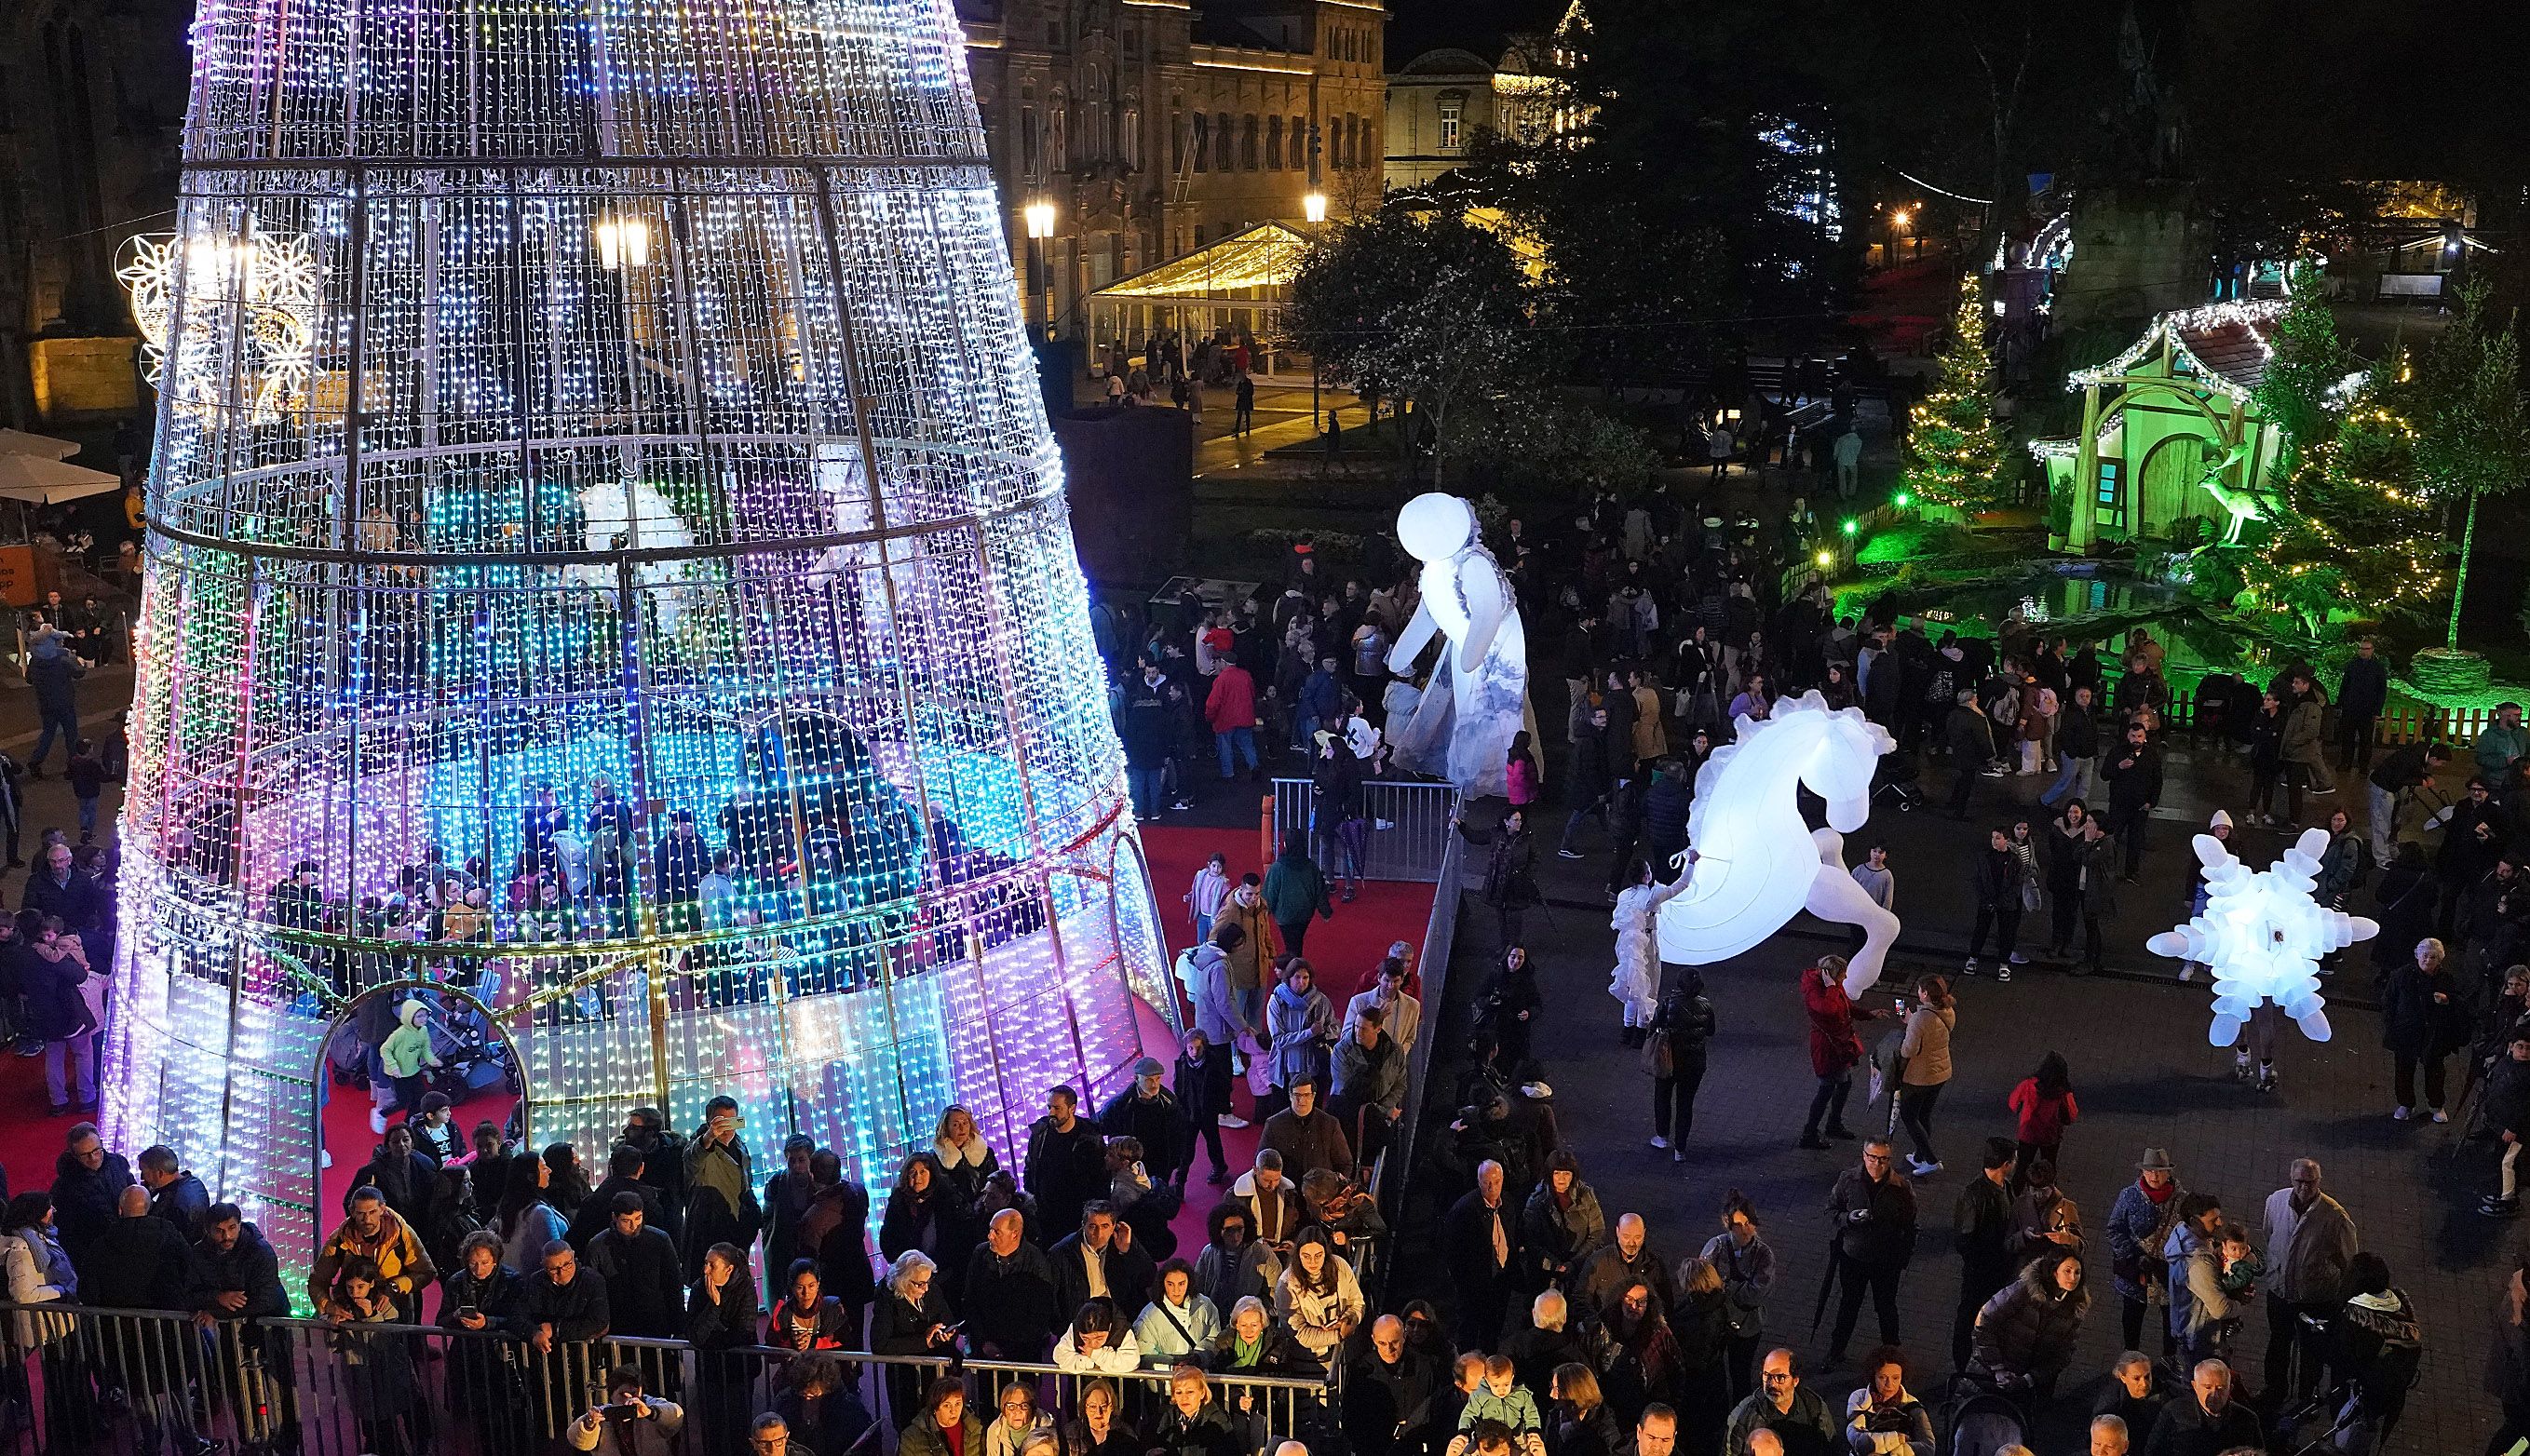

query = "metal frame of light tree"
[108,0,1170,1280]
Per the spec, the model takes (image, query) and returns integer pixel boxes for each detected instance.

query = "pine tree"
[1902,273,2009,514]
[2411,281,2530,649]
[2246,263,2439,629]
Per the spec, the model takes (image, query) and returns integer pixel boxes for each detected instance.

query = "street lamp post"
[1022,200,1056,343]
[1303,190,1328,434]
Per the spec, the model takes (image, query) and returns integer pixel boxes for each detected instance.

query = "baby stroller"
[2273,1383,2385,1455]
[1941,1381,2030,1456]
[432,1020,521,1102]
[1873,750,1924,813]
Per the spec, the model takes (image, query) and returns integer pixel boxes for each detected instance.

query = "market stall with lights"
[1084,221,1313,370]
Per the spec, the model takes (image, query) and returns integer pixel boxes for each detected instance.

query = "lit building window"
[1439,101,1462,152]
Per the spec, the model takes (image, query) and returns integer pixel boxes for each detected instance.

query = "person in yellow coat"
[1629,668,1669,775]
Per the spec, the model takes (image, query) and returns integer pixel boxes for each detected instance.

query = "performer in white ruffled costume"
[1610,855,1695,1043]
[1387,493,1529,799]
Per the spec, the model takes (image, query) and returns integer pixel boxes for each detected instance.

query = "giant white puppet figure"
[1387,493,1529,799]
[2146,826,2374,1046]
[1655,693,1900,997]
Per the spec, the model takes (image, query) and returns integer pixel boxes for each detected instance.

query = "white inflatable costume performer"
[1655,692,1900,998]
[2146,826,2374,1046]
[1387,493,1529,799]
[1611,867,1694,1031]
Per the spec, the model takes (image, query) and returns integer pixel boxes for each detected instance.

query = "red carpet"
[1133,824,1438,1253]
[1,1051,88,1196]
[1133,824,1438,1008]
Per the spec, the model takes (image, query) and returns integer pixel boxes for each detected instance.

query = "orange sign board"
[0,546,37,608]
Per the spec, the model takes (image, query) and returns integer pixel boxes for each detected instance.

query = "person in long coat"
[2381,937,2473,1121]
[1520,1153,1606,1294]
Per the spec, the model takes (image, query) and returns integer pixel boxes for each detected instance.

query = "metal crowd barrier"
[1269,777,1456,883]
[0,1304,1331,1456]
[1382,825,1465,1239]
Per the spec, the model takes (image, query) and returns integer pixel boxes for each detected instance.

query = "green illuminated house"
[2031,299,2289,551]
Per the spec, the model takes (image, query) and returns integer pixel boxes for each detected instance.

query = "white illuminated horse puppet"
[1656,692,1901,997]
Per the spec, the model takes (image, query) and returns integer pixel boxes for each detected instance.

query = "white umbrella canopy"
[0,451,121,505]
[0,428,80,461]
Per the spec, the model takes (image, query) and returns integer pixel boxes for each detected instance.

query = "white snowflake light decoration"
[119,227,318,424]
[2146,827,2376,1046]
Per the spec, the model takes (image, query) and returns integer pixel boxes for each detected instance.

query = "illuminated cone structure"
[107,0,1166,1272]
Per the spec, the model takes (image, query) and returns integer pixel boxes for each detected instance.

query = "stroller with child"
[1938,1378,2030,1456]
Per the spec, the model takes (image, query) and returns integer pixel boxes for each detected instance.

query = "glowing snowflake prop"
[2145,827,2376,1046]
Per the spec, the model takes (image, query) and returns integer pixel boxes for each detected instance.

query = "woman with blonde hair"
[1150,1365,1241,1456]
[868,1249,957,1416]
[1897,974,1956,1177]
[1549,1363,1620,1456]
[931,1104,1001,1211]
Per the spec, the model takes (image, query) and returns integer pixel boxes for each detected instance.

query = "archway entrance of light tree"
[310,978,524,1287]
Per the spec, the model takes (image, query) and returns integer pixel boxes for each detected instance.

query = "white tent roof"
[0,452,121,505]
[0,428,80,461]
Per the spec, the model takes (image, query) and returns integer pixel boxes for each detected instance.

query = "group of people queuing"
[1102,540,1428,830]
[1097,328,1265,437]
[0,829,121,1117]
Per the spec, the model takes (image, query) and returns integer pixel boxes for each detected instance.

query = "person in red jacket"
[1798,956,1887,1150]
[1207,662,1261,781]
[2006,1051,2079,1188]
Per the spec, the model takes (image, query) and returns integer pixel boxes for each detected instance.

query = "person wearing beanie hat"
[376,997,443,1131]
[1097,1058,1185,1188]
[2178,812,2236,987]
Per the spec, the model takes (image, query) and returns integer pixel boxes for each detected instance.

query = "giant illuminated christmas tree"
[106,0,1166,1273]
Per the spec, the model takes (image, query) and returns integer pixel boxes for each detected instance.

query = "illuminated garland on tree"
[2245,266,2440,626]
[1901,273,2009,512]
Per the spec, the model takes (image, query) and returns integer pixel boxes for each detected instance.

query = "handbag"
[1641,1029,1673,1079]
[1238,1031,1274,1099]
[1151,1300,1210,1368]
[2020,877,2043,914]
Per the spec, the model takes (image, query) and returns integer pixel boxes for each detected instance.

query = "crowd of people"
[1417,923,2445,1456]
[0,989,1423,1456]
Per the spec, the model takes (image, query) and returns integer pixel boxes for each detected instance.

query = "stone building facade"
[0,0,193,424]
[955,0,1387,346]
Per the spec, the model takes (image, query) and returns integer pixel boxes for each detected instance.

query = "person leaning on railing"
[439,1231,532,1449]
[1053,1297,1142,1373]
[312,1185,440,1322]
[1133,1258,1224,1367]
[766,1258,858,1352]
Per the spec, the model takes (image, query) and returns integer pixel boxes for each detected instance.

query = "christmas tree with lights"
[2247,263,2439,629]
[1901,273,2009,515]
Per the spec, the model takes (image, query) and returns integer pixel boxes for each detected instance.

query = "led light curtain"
[104,0,1168,1272]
